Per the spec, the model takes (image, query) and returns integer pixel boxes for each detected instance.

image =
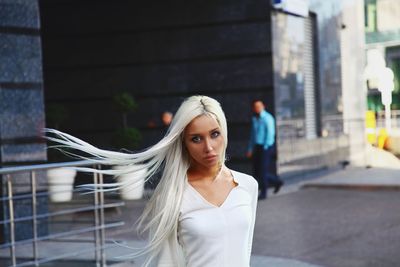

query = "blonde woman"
[46,95,258,267]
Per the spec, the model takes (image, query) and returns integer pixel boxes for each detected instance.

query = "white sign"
[364,48,394,132]
[274,0,309,17]
[379,67,394,106]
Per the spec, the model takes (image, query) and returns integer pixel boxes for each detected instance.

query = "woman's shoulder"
[230,169,258,191]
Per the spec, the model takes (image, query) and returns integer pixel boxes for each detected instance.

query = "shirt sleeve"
[247,179,258,261]
[263,113,275,150]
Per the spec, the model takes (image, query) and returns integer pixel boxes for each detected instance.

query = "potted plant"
[45,103,77,202]
[112,92,144,200]
[46,167,77,202]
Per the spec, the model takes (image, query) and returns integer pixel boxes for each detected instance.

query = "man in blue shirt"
[247,100,283,199]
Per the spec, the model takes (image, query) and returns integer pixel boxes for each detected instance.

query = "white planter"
[47,168,77,202]
[113,166,146,200]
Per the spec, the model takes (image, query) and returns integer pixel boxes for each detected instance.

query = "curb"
[251,255,322,267]
[301,183,400,191]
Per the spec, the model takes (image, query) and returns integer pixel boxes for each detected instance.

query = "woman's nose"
[204,139,213,152]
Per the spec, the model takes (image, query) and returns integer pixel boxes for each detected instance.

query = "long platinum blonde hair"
[45,95,228,266]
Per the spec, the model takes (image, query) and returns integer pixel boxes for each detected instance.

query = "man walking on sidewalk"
[247,99,283,199]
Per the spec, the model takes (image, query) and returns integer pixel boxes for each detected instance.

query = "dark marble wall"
[39,0,275,174]
[0,0,47,242]
[0,0,46,164]
[39,0,350,181]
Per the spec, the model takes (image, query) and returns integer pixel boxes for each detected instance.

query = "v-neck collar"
[186,170,240,208]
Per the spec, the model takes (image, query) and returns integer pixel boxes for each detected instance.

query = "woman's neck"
[188,163,223,182]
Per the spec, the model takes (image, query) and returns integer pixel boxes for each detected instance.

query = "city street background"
[1,0,400,266]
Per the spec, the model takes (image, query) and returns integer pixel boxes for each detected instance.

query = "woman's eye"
[211,131,220,138]
[191,136,201,143]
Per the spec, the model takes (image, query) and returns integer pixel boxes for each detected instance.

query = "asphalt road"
[252,187,400,267]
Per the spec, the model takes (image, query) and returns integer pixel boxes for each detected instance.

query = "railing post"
[0,160,122,267]
[31,171,39,266]
[93,167,101,267]
[97,165,106,267]
[7,174,17,266]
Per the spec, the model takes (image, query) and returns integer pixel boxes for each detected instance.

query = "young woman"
[46,95,258,267]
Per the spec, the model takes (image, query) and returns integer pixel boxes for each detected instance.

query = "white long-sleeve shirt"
[158,170,258,267]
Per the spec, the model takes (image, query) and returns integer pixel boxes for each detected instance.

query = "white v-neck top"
[158,170,258,267]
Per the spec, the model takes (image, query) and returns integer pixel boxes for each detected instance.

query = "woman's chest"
[179,187,253,238]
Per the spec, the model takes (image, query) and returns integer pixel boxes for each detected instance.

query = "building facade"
[0,0,47,243]
[0,0,367,185]
[38,0,367,177]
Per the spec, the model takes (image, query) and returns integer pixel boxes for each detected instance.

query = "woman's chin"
[203,159,219,168]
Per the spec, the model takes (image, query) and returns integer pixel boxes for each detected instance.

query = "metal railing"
[0,160,125,267]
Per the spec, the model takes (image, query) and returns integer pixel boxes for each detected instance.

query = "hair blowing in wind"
[44,95,228,266]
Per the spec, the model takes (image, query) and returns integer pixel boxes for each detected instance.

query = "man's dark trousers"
[253,144,280,197]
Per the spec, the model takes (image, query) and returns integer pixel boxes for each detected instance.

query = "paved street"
[252,187,400,267]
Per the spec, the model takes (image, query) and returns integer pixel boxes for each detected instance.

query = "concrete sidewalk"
[300,145,400,191]
[301,166,400,191]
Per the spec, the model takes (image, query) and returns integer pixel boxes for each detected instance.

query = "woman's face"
[184,114,224,170]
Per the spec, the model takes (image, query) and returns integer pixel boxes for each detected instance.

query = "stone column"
[0,0,48,243]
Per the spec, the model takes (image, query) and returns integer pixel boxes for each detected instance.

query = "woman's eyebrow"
[188,127,220,136]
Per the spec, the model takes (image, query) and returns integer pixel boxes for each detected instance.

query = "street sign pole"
[379,67,394,133]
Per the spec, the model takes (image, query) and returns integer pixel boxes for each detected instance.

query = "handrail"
[0,202,124,225]
[0,187,87,202]
[0,160,125,267]
[0,160,93,175]
[0,222,124,250]
[14,243,120,267]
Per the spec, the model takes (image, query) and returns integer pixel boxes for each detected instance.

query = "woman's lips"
[204,155,217,161]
